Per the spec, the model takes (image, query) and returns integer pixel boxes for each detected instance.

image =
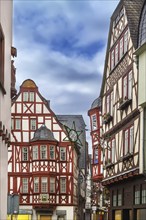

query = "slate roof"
[90,97,101,109]
[57,115,87,169]
[31,124,57,142]
[100,0,145,97]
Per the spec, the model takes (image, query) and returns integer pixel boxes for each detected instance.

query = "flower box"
[102,113,113,124]
[118,97,132,110]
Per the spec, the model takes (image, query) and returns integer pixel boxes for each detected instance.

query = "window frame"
[49,145,55,160]
[122,70,133,99]
[50,177,55,193]
[30,118,36,130]
[91,114,97,131]
[60,147,66,161]
[32,145,38,160]
[41,177,48,193]
[15,118,21,130]
[40,145,47,160]
[60,177,66,193]
[34,177,39,193]
[22,178,28,194]
[22,147,28,161]
[123,125,134,155]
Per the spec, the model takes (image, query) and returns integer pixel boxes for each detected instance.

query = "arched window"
[139,3,146,46]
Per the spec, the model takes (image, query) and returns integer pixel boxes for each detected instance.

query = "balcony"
[118,97,132,110]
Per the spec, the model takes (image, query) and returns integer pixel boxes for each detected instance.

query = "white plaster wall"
[0,0,12,219]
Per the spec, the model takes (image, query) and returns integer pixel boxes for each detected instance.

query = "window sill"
[118,98,132,110]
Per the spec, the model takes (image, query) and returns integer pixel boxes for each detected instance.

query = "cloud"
[13,0,119,152]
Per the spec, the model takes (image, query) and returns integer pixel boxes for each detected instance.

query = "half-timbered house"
[0,0,15,218]
[8,79,86,220]
[99,1,145,220]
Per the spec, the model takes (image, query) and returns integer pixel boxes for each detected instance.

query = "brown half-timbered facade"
[8,79,86,220]
[99,1,146,220]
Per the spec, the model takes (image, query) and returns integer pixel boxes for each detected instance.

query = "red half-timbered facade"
[8,79,83,220]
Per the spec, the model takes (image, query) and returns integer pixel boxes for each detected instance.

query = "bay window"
[40,145,47,159]
[32,145,38,160]
[50,145,55,159]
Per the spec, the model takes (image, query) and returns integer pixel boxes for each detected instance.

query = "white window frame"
[91,114,97,131]
[115,44,119,65]
[34,177,39,193]
[124,129,129,155]
[41,177,48,193]
[15,119,21,130]
[29,92,34,102]
[23,92,28,102]
[50,145,55,160]
[111,139,115,163]
[124,30,128,54]
[30,118,36,130]
[40,145,47,160]
[50,177,55,193]
[60,147,66,161]
[111,50,115,70]
[22,147,28,161]
[22,178,28,193]
[128,71,132,99]
[120,37,124,59]
[60,177,66,193]
[33,145,38,160]
[129,126,134,154]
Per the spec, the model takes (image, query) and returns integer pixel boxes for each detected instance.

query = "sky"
[13,0,119,152]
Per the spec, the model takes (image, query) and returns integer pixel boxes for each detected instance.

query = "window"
[123,70,132,99]
[60,177,66,193]
[0,26,4,90]
[94,148,98,164]
[29,92,34,101]
[23,92,28,101]
[110,29,128,71]
[135,185,140,205]
[120,38,124,59]
[30,119,36,130]
[91,114,97,131]
[114,210,122,220]
[115,44,119,65]
[32,146,38,160]
[50,146,55,159]
[41,177,48,193]
[124,125,134,155]
[124,30,128,54]
[15,119,21,130]
[50,177,55,193]
[11,119,14,130]
[23,91,34,102]
[60,147,66,161]
[142,184,146,204]
[40,145,47,159]
[113,191,117,207]
[22,147,28,161]
[106,92,113,116]
[22,178,28,193]
[118,190,122,206]
[34,177,39,193]
[139,3,146,46]
[111,50,115,70]
[111,139,115,163]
